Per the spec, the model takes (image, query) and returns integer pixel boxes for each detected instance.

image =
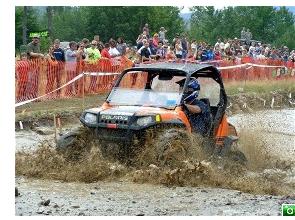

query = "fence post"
[53,114,57,144]
[83,72,85,110]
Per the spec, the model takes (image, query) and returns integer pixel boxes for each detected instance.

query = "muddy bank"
[15,91,295,126]
[227,91,295,115]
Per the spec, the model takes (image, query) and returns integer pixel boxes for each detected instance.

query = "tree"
[15,6,40,52]
[189,6,295,48]
[83,6,184,44]
[22,6,28,45]
[46,6,53,38]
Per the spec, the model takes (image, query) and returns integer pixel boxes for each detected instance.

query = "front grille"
[99,115,130,125]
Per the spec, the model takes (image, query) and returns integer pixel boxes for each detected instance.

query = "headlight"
[84,113,97,124]
[136,116,153,126]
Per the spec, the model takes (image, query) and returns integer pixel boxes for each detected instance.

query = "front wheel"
[56,127,95,161]
[135,128,201,168]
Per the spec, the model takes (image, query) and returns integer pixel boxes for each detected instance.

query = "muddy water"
[15,109,295,216]
[229,109,295,165]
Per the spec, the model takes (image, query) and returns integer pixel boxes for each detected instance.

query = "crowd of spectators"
[16,25,295,101]
[133,26,295,63]
[22,25,295,65]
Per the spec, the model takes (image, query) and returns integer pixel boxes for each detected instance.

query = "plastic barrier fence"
[15,57,295,106]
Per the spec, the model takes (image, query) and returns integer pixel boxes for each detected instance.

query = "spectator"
[109,40,120,57]
[142,23,150,38]
[26,34,44,98]
[172,34,180,49]
[156,41,167,59]
[152,33,159,48]
[86,40,101,64]
[51,39,65,62]
[282,46,289,62]
[27,34,44,59]
[241,27,246,40]
[141,41,152,62]
[206,46,214,60]
[289,50,295,62]
[191,40,197,55]
[224,39,231,51]
[181,34,188,59]
[224,47,234,60]
[137,39,149,56]
[65,41,80,95]
[270,48,279,60]
[214,48,222,60]
[175,39,183,59]
[77,42,87,61]
[201,49,208,61]
[214,39,221,51]
[101,43,112,59]
[116,37,127,55]
[241,48,248,57]
[245,29,252,45]
[45,39,65,97]
[149,38,157,55]
[82,38,90,48]
[94,35,104,51]
[158,27,167,42]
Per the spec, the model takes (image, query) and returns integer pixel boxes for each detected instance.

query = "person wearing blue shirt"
[206,47,215,60]
[177,78,212,136]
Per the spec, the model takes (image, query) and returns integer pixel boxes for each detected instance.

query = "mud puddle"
[15,109,295,215]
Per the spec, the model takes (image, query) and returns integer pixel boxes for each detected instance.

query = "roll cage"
[108,63,227,136]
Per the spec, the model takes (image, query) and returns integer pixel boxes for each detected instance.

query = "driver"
[177,78,212,136]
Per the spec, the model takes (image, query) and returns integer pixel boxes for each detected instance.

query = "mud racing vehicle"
[57,63,246,165]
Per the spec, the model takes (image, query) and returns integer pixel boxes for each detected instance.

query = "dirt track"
[15,109,295,216]
[15,177,294,216]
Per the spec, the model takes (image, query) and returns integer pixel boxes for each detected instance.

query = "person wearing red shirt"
[101,43,112,59]
[152,33,159,48]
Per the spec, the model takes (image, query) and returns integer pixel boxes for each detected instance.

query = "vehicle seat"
[200,98,210,107]
[200,98,214,136]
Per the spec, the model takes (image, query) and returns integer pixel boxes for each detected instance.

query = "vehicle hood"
[86,105,174,116]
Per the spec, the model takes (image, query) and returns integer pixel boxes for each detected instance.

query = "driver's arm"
[184,103,202,114]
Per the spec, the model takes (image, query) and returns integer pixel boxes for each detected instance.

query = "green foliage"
[16,6,184,49]
[189,6,295,48]
[15,6,41,52]
[40,37,52,53]
[83,6,184,44]
[15,6,294,51]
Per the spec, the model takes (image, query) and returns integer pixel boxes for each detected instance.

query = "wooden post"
[53,114,57,143]
[57,117,62,134]
[19,121,23,130]
[82,73,85,110]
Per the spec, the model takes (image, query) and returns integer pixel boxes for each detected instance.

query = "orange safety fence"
[15,56,134,104]
[15,57,295,106]
[218,58,295,82]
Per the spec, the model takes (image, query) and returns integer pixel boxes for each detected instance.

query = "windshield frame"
[106,69,189,109]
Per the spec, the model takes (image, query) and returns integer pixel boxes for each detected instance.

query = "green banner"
[29,31,48,38]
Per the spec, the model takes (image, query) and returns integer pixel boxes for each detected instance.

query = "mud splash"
[15,127,295,196]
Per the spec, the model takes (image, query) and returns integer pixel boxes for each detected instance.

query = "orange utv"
[58,63,246,163]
